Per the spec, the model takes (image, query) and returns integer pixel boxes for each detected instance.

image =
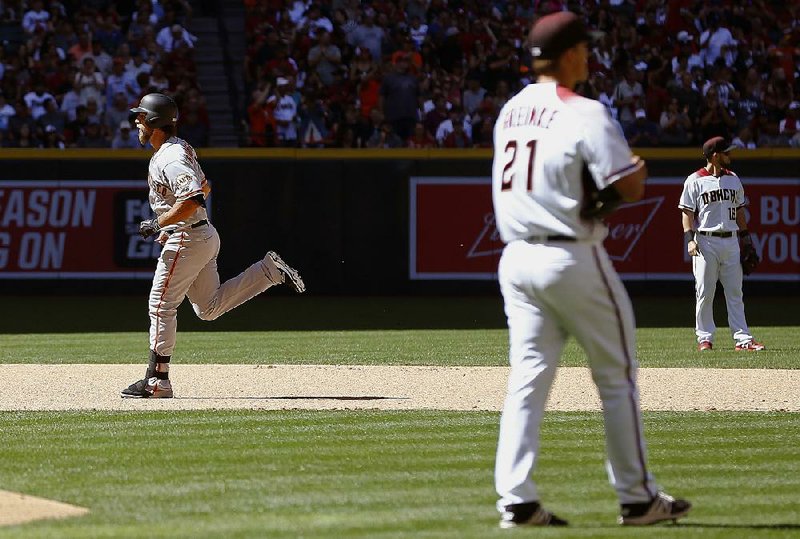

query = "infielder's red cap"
[528,12,590,60]
[702,136,735,159]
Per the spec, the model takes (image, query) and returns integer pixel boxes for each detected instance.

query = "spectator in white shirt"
[0,93,16,131]
[699,12,736,67]
[22,0,49,34]
[408,16,428,49]
[155,24,196,53]
[298,4,333,40]
[23,82,55,119]
[74,57,105,108]
[268,77,298,146]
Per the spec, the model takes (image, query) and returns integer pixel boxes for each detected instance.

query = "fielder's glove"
[139,218,161,239]
[580,183,623,220]
[740,242,760,275]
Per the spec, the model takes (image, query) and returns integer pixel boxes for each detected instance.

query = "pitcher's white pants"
[495,240,657,509]
[693,235,752,344]
[149,223,280,356]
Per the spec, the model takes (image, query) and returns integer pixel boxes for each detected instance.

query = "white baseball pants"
[149,223,281,356]
[495,240,657,508]
[692,235,752,344]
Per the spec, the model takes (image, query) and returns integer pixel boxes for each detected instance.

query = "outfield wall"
[0,148,797,295]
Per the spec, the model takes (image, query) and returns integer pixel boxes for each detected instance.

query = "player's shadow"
[679,523,800,530]
[176,396,410,401]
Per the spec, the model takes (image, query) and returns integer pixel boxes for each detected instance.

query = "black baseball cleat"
[618,491,691,525]
[266,251,306,293]
[499,502,568,528]
[121,377,173,398]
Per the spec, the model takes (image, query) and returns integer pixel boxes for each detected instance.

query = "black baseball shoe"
[266,251,305,293]
[618,491,691,525]
[121,377,173,398]
[499,501,568,528]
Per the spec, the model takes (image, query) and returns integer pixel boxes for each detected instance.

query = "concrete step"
[188,18,218,32]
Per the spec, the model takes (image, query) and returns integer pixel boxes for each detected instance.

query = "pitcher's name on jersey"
[700,188,737,206]
[501,106,559,130]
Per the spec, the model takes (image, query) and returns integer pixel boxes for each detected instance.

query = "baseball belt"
[165,220,209,236]
[525,234,577,243]
[697,230,734,238]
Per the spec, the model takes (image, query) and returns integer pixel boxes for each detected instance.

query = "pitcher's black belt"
[166,220,208,235]
[698,230,733,238]
[526,234,577,243]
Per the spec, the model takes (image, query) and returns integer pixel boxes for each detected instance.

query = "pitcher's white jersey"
[492,82,640,243]
[678,168,745,232]
[147,136,209,226]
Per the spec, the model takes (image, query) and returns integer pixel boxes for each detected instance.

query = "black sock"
[146,350,170,379]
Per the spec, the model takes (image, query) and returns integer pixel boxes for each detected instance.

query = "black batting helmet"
[130,93,178,129]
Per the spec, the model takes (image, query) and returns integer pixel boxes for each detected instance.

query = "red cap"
[702,136,735,159]
[528,12,590,61]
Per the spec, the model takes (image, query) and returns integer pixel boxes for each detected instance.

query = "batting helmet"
[130,93,179,129]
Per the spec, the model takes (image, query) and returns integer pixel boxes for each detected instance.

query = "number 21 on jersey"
[501,140,538,192]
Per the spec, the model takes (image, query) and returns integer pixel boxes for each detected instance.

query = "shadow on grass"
[680,523,800,530]
[175,396,410,401]
[2,294,798,332]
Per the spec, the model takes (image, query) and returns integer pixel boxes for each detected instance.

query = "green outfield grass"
[2,326,798,368]
[0,410,797,538]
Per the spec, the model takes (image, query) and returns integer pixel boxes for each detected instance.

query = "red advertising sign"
[0,180,158,279]
[410,177,800,281]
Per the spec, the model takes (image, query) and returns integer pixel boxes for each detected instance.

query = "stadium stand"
[241,0,799,149]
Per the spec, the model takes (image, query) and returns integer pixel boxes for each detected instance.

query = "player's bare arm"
[138,198,201,239]
[610,156,647,202]
[735,206,748,231]
[681,209,699,256]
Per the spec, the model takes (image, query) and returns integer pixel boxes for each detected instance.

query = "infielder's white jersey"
[678,168,746,232]
[147,136,209,227]
[492,82,640,243]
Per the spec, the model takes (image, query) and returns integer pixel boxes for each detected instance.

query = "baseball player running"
[679,136,765,352]
[492,12,690,528]
[121,93,305,398]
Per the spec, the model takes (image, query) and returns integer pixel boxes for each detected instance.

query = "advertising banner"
[0,180,159,279]
[410,177,800,281]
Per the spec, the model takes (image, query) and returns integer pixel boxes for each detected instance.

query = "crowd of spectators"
[0,0,210,149]
[243,0,800,150]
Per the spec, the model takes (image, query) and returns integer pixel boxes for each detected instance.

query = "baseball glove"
[580,184,622,220]
[580,168,622,220]
[740,243,760,275]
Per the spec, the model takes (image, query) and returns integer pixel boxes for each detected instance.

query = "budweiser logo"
[468,212,503,258]
[604,196,664,261]
[466,196,664,261]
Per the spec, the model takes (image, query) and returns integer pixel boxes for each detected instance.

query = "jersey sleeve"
[163,159,204,201]
[678,178,695,211]
[735,180,747,208]
[579,106,642,190]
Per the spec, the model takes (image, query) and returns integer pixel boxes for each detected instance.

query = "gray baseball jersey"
[147,137,209,229]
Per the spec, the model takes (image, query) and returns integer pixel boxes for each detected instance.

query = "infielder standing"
[121,93,305,398]
[679,136,765,352]
[492,12,690,528]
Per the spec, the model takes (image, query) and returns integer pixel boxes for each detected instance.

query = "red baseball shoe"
[698,341,713,351]
[735,340,765,351]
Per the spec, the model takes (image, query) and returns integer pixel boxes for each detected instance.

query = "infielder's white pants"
[496,240,657,508]
[149,224,280,356]
[693,235,752,344]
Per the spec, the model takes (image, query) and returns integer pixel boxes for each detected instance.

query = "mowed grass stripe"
[2,327,799,368]
[0,410,798,538]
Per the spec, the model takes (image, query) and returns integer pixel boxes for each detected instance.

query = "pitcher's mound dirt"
[0,490,88,527]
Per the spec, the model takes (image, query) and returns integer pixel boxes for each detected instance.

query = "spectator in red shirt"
[407,121,435,148]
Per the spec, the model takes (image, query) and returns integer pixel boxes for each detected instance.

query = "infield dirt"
[1,364,798,412]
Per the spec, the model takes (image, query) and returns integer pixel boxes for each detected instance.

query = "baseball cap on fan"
[528,11,590,60]
[702,136,736,159]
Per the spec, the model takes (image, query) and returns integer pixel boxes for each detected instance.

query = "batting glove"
[139,218,161,239]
